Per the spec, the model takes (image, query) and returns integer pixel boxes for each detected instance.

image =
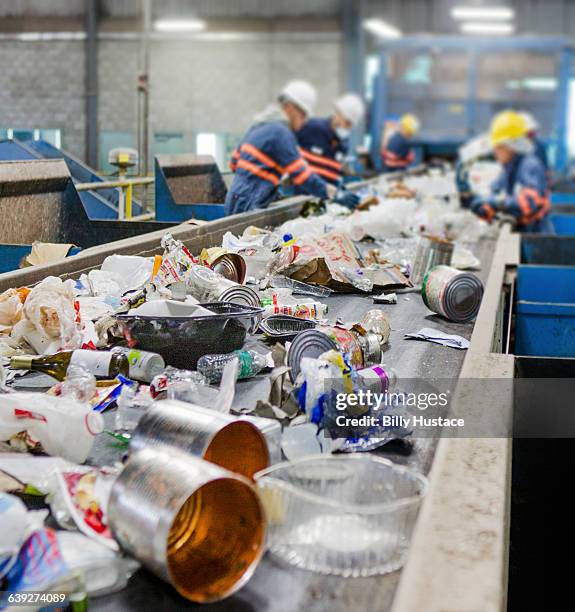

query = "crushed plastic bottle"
[114,385,153,434]
[166,369,216,407]
[197,350,267,383]
[359,309,392,345]
[60,365,97,403]
[268,276,332,298]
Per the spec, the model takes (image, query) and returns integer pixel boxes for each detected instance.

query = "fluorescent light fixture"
[523,77,557,90]
[452,6,514,20]
[364,18,402,39]
[461,22,514,34]
[154,19,206,33]
[505,77,558,91]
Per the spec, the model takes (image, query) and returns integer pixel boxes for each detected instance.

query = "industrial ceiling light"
[154,19,206,33]
[451,6,514,20]
[461,22,515,34]
[363,18,402,39]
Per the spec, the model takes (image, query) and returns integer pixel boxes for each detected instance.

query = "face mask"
[335,127,351,140]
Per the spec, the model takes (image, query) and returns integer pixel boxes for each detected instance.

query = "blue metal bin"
[550,214,575,236]
[515,265,575,357]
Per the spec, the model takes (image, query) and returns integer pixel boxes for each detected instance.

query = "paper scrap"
[404,327,470,350]
[373,292,397,304]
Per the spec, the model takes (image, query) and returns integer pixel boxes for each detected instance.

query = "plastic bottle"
[197,350,267,383]
[360,309,392,345]
[356,365,398,393]
[114,385,153,434]
[0,394,103,463]
[111,347,165,383]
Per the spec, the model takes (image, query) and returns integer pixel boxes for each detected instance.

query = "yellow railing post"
[125,182,133,219]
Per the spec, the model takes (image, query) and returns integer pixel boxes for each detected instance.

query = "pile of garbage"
[0,167,489,604]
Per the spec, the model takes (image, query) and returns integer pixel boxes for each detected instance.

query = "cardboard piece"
[25,242,75,267]
[285,232,411,292]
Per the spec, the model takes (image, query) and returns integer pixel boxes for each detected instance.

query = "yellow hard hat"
[490,110,527,147]
[399,113,420,136]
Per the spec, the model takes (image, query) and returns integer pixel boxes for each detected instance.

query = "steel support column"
[341,0,366,152]
[85,0,98,167]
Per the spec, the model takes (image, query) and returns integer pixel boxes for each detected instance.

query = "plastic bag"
[19,276,82,350]
[0,393,103,463]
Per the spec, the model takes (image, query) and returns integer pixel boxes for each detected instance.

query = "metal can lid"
[287,329,337,382]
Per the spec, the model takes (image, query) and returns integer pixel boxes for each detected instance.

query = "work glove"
[470,196,496,223]
[334,189,360,210]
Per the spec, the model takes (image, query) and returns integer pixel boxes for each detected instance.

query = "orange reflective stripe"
[517,187,550,224]
[240,143,282,172]
[293,167,313,185]
[284,158,307,175]
[300,148,342,171]
[237,159,280,185]
[382,149,409,167]
[517,190,533,218]
[308,164,340,182]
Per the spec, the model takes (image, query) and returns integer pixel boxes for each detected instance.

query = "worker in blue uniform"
[295,93,365,185]
[225,81,360,216]
[381,114,420,172]
[521,111,549,173]
[470,110,552,233]
[455,133,492,209]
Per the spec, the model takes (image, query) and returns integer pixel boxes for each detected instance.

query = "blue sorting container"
[515,265,575,357]
[0,244,81,274]
[550,214,575,236]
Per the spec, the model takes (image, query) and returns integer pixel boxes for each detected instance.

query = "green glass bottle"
[10,349,130,381]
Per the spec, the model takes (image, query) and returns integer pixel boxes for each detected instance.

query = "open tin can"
[129,400,270,479]
[108,445,265,603]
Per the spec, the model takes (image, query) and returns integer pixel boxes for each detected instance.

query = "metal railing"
[75,177,154,220]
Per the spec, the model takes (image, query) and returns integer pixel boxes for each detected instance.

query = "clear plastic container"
[255,455,427,577]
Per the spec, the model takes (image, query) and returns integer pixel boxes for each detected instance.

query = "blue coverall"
[381,131,415,173]
[296,117,347,185]
[225,120,329,216]
[473,153,552,233]
[532,137,549,172]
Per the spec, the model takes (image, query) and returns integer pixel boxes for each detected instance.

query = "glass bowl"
[255,454,427,577]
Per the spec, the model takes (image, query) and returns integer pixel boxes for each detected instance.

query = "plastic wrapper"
[0,493,29,579]
[2,526,138,601]
[100,254,154,293]
[14,276,82,351]
[47,465,120,551]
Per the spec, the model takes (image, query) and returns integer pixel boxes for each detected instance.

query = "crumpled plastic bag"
[17,276,82,350]
[0,289,25,333]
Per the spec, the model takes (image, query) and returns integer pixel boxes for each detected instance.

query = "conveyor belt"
[1,185,507,612]
[88,243,496,611]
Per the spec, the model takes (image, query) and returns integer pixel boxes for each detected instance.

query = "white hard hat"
[335,93,365,125]
[520,111,539,133]
[279,80,317,117]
